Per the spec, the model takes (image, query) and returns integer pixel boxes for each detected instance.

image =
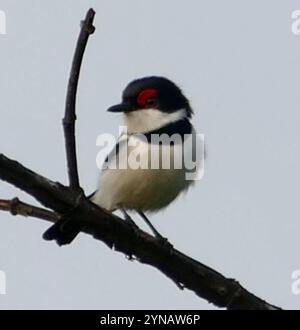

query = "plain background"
[1,0,300,309]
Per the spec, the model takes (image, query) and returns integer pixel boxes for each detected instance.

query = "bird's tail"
[43,191,97,245]
[43,218,83,246]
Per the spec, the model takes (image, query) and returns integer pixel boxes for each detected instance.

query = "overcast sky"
[1,0,300,309]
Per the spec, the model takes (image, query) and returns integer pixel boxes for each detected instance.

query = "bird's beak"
[107,103,134,113]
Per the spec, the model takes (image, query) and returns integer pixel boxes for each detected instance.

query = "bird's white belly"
[93,167,190,211]
[92,137,194,211]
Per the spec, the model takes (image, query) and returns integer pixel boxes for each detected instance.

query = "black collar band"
[141,118,192,142]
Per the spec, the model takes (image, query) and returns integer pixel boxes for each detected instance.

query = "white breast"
[92,132,197,212]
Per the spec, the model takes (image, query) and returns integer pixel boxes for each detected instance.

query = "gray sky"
[1,0,300,309]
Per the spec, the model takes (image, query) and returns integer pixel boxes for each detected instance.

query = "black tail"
[43,191,96,245]
[43,219,83,246]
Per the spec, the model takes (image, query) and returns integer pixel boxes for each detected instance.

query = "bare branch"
[0,198,59,222]
[0,154,281,310]
[63,8,95,189]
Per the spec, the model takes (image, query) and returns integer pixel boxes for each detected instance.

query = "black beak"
[107,103,135,113]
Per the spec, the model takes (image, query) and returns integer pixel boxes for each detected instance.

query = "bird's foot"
[155,234,174,252]
[136,210,174,251]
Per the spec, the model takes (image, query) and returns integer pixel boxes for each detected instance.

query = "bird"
[43,76,201,245]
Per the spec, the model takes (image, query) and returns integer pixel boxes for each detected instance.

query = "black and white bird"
[44,76,201,244]
[91,76,199,234]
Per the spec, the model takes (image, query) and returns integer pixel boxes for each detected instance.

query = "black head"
[107,76,193,118]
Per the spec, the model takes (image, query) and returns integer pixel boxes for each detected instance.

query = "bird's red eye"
[137,89,158,108]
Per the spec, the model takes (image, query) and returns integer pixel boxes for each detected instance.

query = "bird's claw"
[156,235,174,254]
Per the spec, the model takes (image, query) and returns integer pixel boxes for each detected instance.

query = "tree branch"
[63,8,95,189]
[0,198,59,222]
[0,8,282,310]
[0,154,280,310]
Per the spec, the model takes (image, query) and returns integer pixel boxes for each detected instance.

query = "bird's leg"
[120,207,140,232]
[137,210,170,244]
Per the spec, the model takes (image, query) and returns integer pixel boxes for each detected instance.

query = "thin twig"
[63,8,95,189]
[0,198,60,222]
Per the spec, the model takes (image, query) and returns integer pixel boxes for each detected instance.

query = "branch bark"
[0,9,281,310]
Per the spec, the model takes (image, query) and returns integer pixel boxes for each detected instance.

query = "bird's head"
[107,76,193,133]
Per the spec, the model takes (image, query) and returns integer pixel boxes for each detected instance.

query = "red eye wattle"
[137,89,158,107]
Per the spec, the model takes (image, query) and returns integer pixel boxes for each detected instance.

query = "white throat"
[124,108,187,133]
